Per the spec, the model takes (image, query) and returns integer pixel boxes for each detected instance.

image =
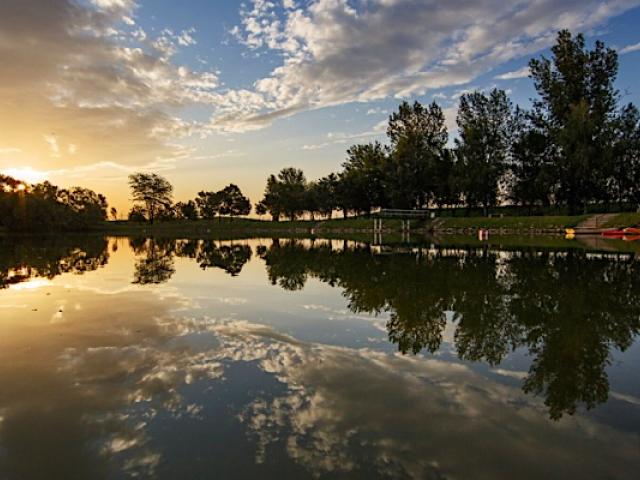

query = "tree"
[217,184,251,217]
[255,201,268,217]
[509,107,555,213]
[611,104,640,209]
[529,30,619,213]
[455,89,512,215]
[110,207,118,221]
[259,168,307,221]
[128,173,173,223]
[176,200,199,220]
[195,191,221,220]
[340,142,387,214]
[315,173,339,219]
[128,205,147,222]
[386,101,448,209]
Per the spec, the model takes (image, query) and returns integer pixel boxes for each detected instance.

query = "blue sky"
[1,0,640,212]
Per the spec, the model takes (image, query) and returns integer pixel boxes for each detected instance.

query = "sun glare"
[2,167,48,185]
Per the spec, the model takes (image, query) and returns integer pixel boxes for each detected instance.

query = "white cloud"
[620,41,640,54]
[219,0,640,132]
[302,120,386,150]
[494,66,531,80]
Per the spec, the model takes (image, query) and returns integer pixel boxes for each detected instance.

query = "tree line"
[0,175,108,231]
[126,173,251,222]
[257,30,640,219]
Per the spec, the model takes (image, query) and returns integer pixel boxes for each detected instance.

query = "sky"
[1,0,640,215]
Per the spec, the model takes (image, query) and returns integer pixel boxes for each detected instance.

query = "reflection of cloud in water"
[1,286,639,479]
[207,321,639,480]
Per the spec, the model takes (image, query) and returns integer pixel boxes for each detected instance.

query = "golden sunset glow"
[2,167,48,185]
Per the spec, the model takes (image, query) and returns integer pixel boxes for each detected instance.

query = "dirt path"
[576,213,618,229]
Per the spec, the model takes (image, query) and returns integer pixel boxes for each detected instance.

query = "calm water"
[0,235,639,479]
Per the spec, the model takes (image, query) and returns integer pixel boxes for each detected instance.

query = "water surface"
[0,235,639,479]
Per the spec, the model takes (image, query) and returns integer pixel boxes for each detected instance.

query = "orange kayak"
[624,227,640,235]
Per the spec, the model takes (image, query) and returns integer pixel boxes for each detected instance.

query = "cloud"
[301,120,387,150]
[221,0,640,132]
[620,41,640,54]
[494,66,531,80]
[0,0,218,175]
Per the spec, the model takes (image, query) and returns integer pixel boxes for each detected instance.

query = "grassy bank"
[95,214,595,236]
[602,213,640,228]
[433,215,590,230]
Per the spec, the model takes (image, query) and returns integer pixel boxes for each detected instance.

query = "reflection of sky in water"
[0,237,639,479]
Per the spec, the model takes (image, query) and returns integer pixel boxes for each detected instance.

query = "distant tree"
[218,184,251,217]
[259,168,307,221]
[455,89,512,215]
[255,201,268,217]
[128,205,147,222]
[176,200,199,220]
[110,207,118,221]
[128,173,173,223]
[529,30,619,213]
[315,173,339,218]
[386,101,448,209]
[195,191,221,220]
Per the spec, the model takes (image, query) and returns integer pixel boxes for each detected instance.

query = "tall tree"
[128,173,173,223]
[386,101,448,209]
[529,30,619,213]
[509,107,555,212]
[455,89,512,215]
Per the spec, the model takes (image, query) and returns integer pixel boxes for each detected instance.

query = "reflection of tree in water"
[131,238,253,284]
[261,241,640,419]
[131,238,176,285]
[509,252,640,419]
[194,240,252,276]
[0,236,109,288]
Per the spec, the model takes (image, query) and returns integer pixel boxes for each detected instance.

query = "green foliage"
[455,89,512,214]
[529,30,620,213]
[128,173,173,223]
[175,200,199,220]
[386,101,448,208]
[217,184,251,217]
[259,167,307,220]
[0,175,107,231]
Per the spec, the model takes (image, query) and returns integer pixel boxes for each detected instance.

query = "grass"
[602,213,640,228]
[95,214,594,235]
[433,215,590,230]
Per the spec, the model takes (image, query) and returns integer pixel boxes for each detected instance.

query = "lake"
[0,235,639,479]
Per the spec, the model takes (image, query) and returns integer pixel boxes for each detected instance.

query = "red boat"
[602,229,626,237]
[601,227,640,238]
